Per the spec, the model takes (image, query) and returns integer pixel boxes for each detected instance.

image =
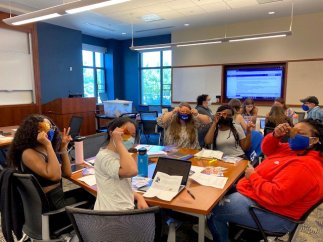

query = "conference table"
[0,125,18,147]
[69,146,248,242]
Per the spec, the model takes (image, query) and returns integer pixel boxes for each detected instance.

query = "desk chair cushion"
[66,206,160,242]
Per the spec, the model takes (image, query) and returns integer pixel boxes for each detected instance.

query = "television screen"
[223,64,286,102]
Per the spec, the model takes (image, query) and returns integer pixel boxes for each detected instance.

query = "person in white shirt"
[94,117,148,211]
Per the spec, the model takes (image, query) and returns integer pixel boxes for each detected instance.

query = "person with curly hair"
[157,102,211,149]
[8,114,92,210]
[204,105,253,157]
[207,119,323,242]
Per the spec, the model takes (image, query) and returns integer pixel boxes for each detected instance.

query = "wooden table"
[69,147,248,242]
[0,125,18,147]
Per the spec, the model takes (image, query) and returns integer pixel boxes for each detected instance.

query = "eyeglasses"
[216,112,232,118]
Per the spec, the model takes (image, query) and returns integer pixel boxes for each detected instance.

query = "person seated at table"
[204,105,253,158]
[273,97,295,118]
[228,99,247,131]
[196,94,214,148]
[94,117,148,211]
[241,98,258,124]
[157,102,211,149]
[8,114,92,210]
[265,105,293,129]
[207,120,323,242]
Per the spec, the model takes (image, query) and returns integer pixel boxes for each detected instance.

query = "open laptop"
[138,157,192,192]
[259,118,266,129]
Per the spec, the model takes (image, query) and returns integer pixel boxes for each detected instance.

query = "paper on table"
[85,158,95,166]
[0,136,13,141]
[135,144,153,150]
[147,150,167,157]
[143,172,183,201]
[194,149,223,159]
[78,175,96,186]
[222,156,243,164]
[190,165,205,174]
[190,172,228,189]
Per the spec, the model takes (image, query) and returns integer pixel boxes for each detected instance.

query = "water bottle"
[138,148,148,177]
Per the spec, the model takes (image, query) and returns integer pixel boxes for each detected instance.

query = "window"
[140,50,172,105]
[82,45,106,103]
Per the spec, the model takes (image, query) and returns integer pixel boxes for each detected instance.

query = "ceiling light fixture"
[3,0,130,26]
[130,1,294,51]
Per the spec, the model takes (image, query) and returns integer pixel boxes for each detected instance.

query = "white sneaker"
[192,224,213,241]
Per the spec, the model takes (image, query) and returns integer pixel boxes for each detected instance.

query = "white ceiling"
[1,0,323,40]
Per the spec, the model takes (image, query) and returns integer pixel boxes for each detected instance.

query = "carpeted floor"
[1,179,322,242]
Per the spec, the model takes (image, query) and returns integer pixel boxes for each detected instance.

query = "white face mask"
[122,137,135,150]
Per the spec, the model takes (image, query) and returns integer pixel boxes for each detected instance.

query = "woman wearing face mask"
[157,102,211,149]
[204,105,253,157]
[196,94,214,148]
[207,119,323,242]
[8,114,91,210]
[94,117,148,211]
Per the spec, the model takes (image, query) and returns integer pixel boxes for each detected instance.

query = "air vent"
[141,14,163,22]
[135,26,175,33]
[257,0,283,4]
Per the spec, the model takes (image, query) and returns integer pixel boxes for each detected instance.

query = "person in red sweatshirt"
[207,119,323,242]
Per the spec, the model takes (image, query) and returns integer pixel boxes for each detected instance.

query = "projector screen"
[223,63,286,102]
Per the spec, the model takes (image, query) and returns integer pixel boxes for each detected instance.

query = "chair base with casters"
[230,199,322,242]
[66,206,160,242]
[13,173,89,242]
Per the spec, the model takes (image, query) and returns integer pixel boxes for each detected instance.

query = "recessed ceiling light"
[122,32,126,35]
[268,11,275,15]
[184,23,190,27]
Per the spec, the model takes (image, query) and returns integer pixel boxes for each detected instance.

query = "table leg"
[198,214,206,242]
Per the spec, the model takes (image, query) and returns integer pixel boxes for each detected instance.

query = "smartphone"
[71,164,85,173]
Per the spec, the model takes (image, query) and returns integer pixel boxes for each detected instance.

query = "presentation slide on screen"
[226,68,282,99]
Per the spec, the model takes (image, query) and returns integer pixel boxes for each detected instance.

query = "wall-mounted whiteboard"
[0,28,34,105]
[172,66,222,103]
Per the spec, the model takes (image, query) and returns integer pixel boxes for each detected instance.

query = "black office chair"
[263,126,275,137]
[69,116,83,141]
[295,111,306,122]
[139,111,161,145]
[230,199,322,242]
[120,112,138,120]
[66,206,160,242]
[13,173,88,241]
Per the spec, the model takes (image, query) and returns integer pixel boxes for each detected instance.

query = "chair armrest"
[249,205,302,224]
[43,201,89,216]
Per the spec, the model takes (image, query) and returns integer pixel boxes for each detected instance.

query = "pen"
[187,189,196,200]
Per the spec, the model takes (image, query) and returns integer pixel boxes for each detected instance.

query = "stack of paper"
[194,149,223,159]
[143,172,183,201]
[78,175,96,186]
[190,172,228,189]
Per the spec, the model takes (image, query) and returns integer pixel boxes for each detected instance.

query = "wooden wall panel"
[0,104,40,126]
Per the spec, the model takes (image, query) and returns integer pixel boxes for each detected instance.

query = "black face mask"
[218,117,233,126]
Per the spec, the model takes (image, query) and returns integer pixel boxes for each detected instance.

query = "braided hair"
[298,118,323,157]
[213,105,240,150]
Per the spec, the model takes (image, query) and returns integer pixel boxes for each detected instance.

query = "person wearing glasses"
[207,119,323,242]
[8,114,92,210]
[94,117,148,211]
[157,102,211,149]
[241,98,258,124]
[196,94,214,148]
[204,105,253,158]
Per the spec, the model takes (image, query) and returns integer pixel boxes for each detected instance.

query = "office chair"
[230,199,322,242]
[139,111,161,145]
[120,112,138,120]
[13,173,88,241]
[245,130,264,167]
[148,105,162,113]
[69,116,83,140]
[66,206,160,242]
[295,111,306,122]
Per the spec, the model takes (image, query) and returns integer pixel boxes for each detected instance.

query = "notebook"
[138,157,192,192]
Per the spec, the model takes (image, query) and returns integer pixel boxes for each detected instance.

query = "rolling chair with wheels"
[66,206,160,242]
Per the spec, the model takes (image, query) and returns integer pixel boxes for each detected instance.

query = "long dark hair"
[298,119,323,157]
[266,105,292,126]
[8,114,61,169]
[106,117,137,143]
[213,105,240,149]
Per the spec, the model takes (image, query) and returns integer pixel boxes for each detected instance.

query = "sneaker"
[192,224,213,241]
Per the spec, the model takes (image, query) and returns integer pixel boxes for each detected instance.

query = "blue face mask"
[302,104,310,111]
[288,134,310,151]
[123,137,135,150]
[47,129,55,142]
[178,113,191,121]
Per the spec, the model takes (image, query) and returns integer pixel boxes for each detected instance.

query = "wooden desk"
[69,147,248,242]
[0,125,18,147]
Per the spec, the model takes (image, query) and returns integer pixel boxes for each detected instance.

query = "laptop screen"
[152,157,192,185]
[260,118,266,129]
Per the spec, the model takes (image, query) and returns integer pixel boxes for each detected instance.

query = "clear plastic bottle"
[138,148,148,177]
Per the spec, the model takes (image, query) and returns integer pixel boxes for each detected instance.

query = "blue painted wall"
[37,23,83,104]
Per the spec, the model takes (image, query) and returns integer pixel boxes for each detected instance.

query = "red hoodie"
[237,133,323,219]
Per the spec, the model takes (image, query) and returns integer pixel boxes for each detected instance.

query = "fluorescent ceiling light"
[130,45,171,51]
[11,13,61,25]
[177,40,222,47]
[66,0,130,14]
[3,0,130,26]
[228,31,291,42]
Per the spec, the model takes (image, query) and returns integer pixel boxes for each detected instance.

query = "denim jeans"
[207,192,296,242]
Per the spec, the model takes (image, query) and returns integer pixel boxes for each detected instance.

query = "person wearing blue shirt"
[300,96,323,121]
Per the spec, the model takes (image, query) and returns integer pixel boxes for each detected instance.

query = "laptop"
[260,118,266,129]
[138,157,192,192]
